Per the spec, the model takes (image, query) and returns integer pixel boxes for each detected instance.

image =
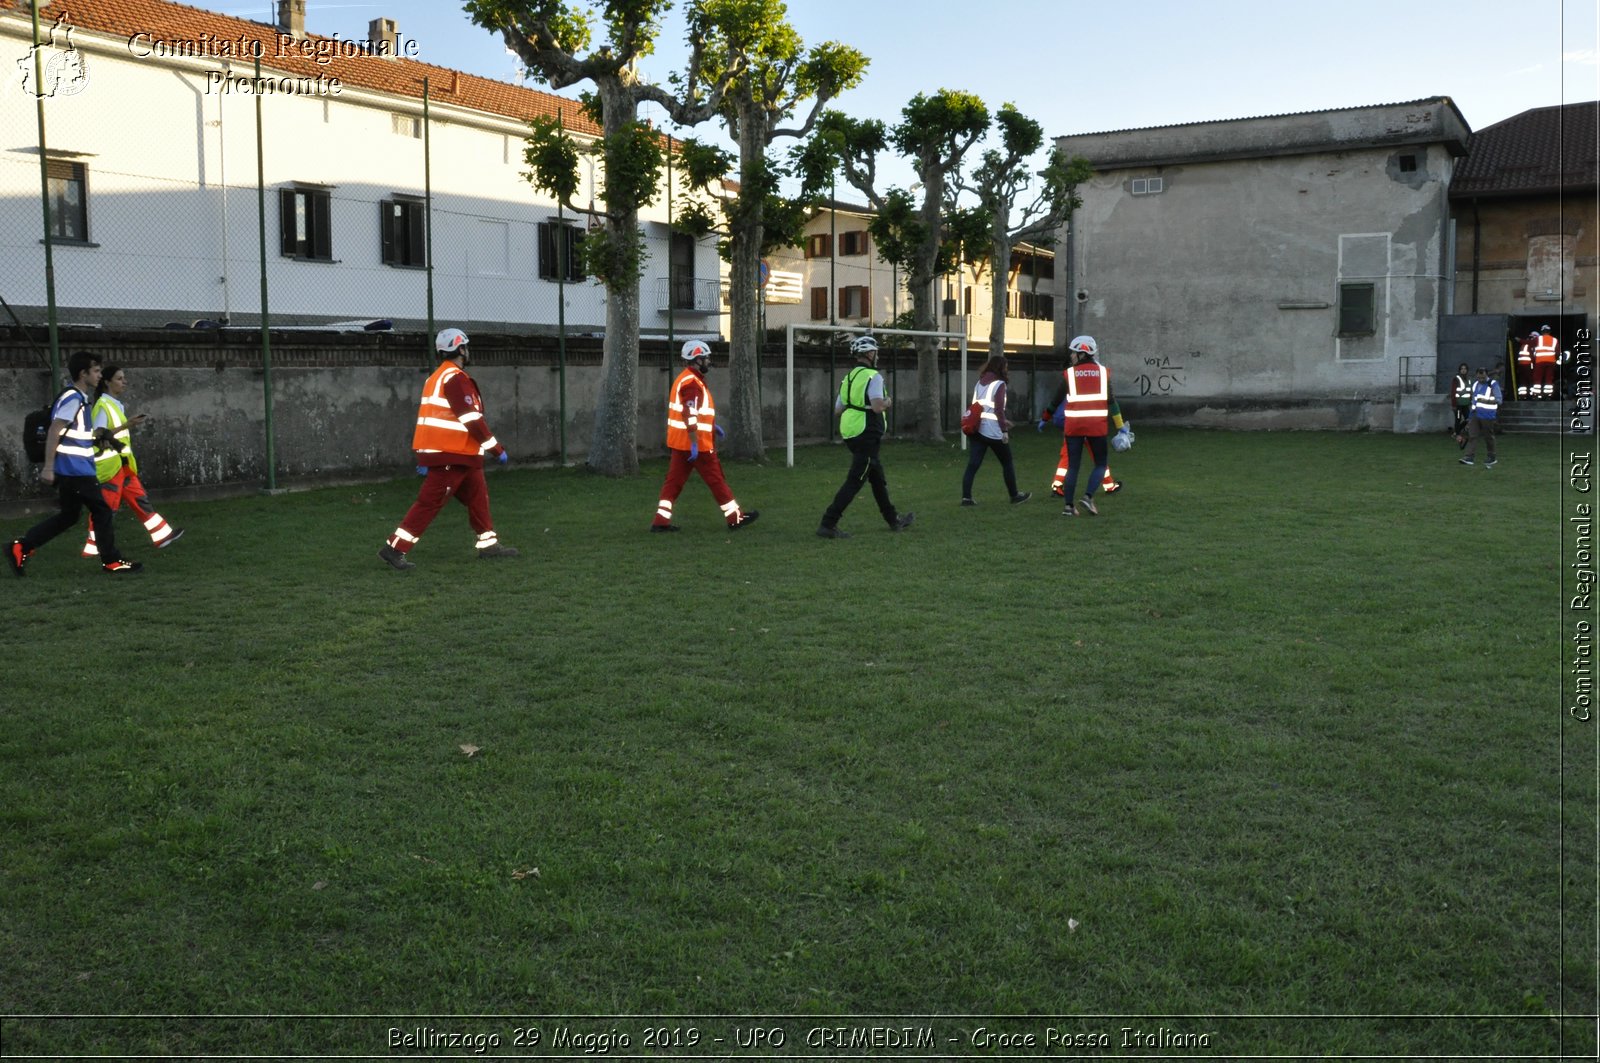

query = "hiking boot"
[960,497,977,507]
[816,525,852,539]
[730,510,760,530]
[477,543,520,559]
[649,523,681,533]
[1010,492,1031,505]
[7,539,29,577]
[1079,496,1099,516]
[891,511,916,532]
[378,544,415,571]
[157,528,185,549]
[102,559,143,574]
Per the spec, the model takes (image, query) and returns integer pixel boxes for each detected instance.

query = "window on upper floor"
[1130,176,1164,196]
[839,285,871,319]
[806,233,832,259]
[380,196,426,268]
[46,157,89,243]
[537,221,585,282]
[279,185,332,261]
[839,230,869,256]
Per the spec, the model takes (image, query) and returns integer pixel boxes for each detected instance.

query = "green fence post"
[31,0,60,387]
[423,77,435,345]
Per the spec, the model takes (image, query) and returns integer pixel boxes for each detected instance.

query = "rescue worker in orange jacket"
[1042,335,1115,516]
[379,328,518,571]
[1533,325,1560,399]
[650,340,759,533]
[1514,333,1535,399]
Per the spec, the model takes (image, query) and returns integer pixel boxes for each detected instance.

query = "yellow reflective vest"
[91,394,135,483]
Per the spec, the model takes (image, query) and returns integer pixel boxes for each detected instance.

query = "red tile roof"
[1450,101,1598,199]
[24,0,602,136]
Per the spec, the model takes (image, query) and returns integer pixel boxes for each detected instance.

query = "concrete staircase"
[1496,400,1568,434]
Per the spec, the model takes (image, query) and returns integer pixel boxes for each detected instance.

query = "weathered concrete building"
[1055,98,1470,429]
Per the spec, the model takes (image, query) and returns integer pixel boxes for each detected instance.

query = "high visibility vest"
[1062,362,1109,436]
[1453,374,1472,407]
[412,361,495,457]
[972,377,1003,435]
[1471,380,1500,417]
[1534,335,1559,364]
[92,393,136,482]
[52,386,99,477]
[1516,343,1534,366]
[666,367,717,452]
[838,365,882,440]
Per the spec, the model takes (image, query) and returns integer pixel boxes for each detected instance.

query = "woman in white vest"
[960,354,1031,507]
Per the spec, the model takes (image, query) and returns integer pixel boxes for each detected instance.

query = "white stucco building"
[0,0,727,337]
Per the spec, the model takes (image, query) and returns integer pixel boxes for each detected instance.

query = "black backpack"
[23,388,72,463]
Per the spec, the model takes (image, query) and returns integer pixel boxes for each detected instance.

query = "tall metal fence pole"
[423,77,435,345]
[556,112,568,466]
[31,0,60,386]
[254,56,277,492]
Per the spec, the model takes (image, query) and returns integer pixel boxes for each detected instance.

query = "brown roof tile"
[1451,101,1598,198]
[26,0,602,136]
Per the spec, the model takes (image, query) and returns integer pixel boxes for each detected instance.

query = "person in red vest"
[650,340,759,534]
[1532,325,1560,399]
[1042,335,1115,516]
[1514,332,1535,399]
[379,328,518,571]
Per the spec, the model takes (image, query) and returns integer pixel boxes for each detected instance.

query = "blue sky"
[220,0,1597,192]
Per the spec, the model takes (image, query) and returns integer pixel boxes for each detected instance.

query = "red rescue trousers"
[82,466,176,556]
[653,449,743,527]
[387,464,498,555]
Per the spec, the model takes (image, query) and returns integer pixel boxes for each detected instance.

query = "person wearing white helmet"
[816,334,914,538]
[650,339,759,533]
[379,328,519,570]
[1039,335,1117,516]
[1039,337,1128,497]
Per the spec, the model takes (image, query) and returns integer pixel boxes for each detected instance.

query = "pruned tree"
[956,104,1092,360]
[670,0,867,462]
[795,91,989,442]
[465,0,740,476]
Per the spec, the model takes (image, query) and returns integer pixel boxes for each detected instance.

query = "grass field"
[0,428,1591,1059]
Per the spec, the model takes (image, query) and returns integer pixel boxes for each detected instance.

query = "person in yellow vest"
[379,328,518,571]
[81,365,184,557]
[817,335,914,538]
[650,340,759,533]
[1450,361,1472,447]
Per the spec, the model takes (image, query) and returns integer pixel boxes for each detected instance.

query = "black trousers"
[22,475,120,562]
[962,434,1019,499]
[822,433,898,528]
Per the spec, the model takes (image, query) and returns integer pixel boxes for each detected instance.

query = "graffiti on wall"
[1134,354,1187,396]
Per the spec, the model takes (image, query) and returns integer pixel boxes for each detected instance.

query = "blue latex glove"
[1035,419,1047,433]
[496,450,509,465]
[416,465,428,476]
[688,441,699,462]
[714,424,725,440]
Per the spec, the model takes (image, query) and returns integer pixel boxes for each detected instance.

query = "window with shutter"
[45,158,88,242]
[380,198,426,268]
[280,186,333,260]
[810,287,828,320]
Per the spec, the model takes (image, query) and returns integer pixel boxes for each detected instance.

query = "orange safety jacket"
[1062,362,1110,437]
[666,367,717,452]
[1516,342,1534,366]
[1534,335,1559,364]
[412,361,499,464]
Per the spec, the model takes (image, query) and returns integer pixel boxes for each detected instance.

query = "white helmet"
[681,339,711,361]
[436,327,469,354]
[849,334,879,356]
[1067,335,1098,359]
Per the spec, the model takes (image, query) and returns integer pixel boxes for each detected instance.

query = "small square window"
[1130,176,1164,196]
[1398,154,1417,173]
[392,113,421,138]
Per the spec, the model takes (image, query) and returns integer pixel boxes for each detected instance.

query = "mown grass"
[0,428,1588,1058]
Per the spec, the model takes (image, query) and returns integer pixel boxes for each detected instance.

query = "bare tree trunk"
[722,112,768,462]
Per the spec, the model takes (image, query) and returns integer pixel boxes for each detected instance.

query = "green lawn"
[0,429,1590,1058]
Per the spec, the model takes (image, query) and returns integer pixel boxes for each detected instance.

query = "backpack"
[960,399,982,436]
[23,387,73,463]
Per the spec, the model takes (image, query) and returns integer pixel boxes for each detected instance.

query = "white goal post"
[785,323,971,467]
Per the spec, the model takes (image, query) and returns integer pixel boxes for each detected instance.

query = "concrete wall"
[1452,193,1599,322]
[1,329,1018,503]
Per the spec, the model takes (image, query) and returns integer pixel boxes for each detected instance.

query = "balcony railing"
[653,276,722,315]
